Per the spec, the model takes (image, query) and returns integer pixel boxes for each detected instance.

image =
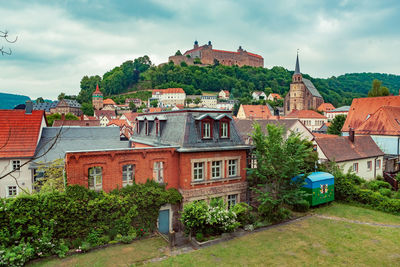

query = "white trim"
[158,204,173,232]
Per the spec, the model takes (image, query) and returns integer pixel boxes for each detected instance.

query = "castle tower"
[92,84,104,110]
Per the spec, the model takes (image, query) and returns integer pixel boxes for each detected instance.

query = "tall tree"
[368,79,390,97]
[327,115,347,135]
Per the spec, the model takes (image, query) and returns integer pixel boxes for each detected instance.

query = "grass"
[149,217,400,266]
[28,203,400,267]
[313,202,400,225]
[28,237,167,267]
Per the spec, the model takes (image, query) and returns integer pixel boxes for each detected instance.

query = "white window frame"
[227,194,237,209]
[12,160,21,171]
[228,159,238,177]
[353,163,358,173]
[221,122,228,138]
[6,185,17,198]
[193,162,205,181]
[122,164,135,186]
[203,122,211,139]
[153,162,164,183]
[211,161,222,179]
[89,167,102,191]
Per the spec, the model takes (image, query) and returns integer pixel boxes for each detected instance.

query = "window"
[145,121,149,135]
[227,194,237,209]
[136,121,140,133]
[155,120,160,136]
[12,160,20,171]
[122,164,135,186]
[353,163,358,173]
[153,162,164,183]
[367,161,372,171]
[228,159,237,177]
[376,159,381,169]
[7,186,17,198]
[193,162,204,181]
[211,161,222,179]
[88,167,102,191]
[203,122,211,138]
[220,122,229,138]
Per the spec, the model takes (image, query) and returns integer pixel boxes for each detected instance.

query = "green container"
[300,172,334,206]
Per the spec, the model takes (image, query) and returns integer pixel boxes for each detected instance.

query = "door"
[158,209,170,234]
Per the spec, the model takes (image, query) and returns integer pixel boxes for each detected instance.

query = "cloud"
[0,0,399,99]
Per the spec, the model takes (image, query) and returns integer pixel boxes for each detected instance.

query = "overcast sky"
[1,0,399,99]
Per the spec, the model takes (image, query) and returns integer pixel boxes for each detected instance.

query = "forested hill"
[77,57,400,107]
[0,92,30,109]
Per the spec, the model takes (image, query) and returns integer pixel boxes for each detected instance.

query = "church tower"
[92,84,104,110]
[292,53,302,83]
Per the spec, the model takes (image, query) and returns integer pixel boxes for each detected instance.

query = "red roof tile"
[0,110,46,158]
[107,119,130,127]
[149,107,162,113]
[286,109,327,119]
[93,84,102,95]
[315,135,384,162]
[317,103,335,112]
[246,52,263,59]
[121,112,138,123]
[342,96,400,132]
[269,93,282,100]
[355,106,400,135]
[53,120,100,127]
[152,88,185,94]
[241,105,272,119]
[103,98,116,105]
[312,133,337,138]
[94,110,116,119]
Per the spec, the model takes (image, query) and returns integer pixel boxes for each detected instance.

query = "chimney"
[25,100,33,114]
[80,114,84,120]
[61,113,65,121]
[349,128,355,142]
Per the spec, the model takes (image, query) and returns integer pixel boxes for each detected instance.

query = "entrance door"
[158,209,170,234]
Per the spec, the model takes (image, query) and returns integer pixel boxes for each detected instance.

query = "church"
[284,54,324,115]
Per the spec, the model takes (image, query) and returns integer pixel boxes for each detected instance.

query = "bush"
[292,199,310,212]
[195,232,205,242]
[231,202,254,226]
[366,180,391,191]
[379,188,393,198]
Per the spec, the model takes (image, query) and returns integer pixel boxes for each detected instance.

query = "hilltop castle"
[169,41,264,67]
[284,54,324,115]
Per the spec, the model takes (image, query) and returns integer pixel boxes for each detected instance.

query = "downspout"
[374,157,377,179]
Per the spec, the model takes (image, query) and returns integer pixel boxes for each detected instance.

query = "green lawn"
[313,202,400,225]
[29,203,400,267]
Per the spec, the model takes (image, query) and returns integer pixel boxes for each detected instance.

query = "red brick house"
[65,109,250,232]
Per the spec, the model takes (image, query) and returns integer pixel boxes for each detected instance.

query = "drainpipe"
[374,157,377,179]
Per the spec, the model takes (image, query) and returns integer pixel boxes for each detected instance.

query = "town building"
[49,99,82,117]
[107,119,133,140]
[284,54,324,115]
[102,98,117,111]
[313,132,384,180]
[169,41,264,67]
[33,101,58,114]
[236,104,273,120]
[267,93,283,101]
[186,95,218,108]
[285,109,328,132]
[252,91,267,101]
[218,90,230,100]
[325,106,350,121]
[317,103,335,114]
[125,98,142,107]
[52,119,100,127]
[92,84,104,110]
[216,100,238,111]
[65,109,250,232]
[0,103,47,198]
[151,88,186,107]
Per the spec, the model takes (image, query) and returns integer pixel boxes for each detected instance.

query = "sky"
[1,0,399,100]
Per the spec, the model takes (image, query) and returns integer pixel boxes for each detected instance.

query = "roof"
[312,133,337,138]
[302,78,323,98]
[306,172,334,182]
[240,105,273,119]
[56,99,81,108]
[355,106,400,135]
[121,112,138,123]
[286,109,327,119]
[94,109,116,119]
[317,103,335,112]
[148,107,162,113]
[294,54,300,74]
[83,115,97,120]
[103,98,116,105]
[268,93,282,100]
[93,84,102,95]
[152,88,185,94]
[327,106,350,113]
[33,102,57,112]
[246,52,263,59]
[315,135,384,162]
[33,127,128,165]
[0,110,46,158]
[342,96,400,132]
[107,119,130,127]
[53,120,100,127]
[132,110,247,150]
[253,91,265,96]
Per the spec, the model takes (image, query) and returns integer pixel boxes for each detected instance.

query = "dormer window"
[203,122,211,138]
[145,121,149,135]
[155,119,160,136]
[220,122,229,138]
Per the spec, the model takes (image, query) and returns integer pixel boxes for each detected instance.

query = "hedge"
[0,181,182,266]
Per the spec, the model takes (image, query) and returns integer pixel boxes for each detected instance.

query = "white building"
[285,109,328,132]
[325,106,350,120]
[152,88,186,107]
[252,91,267,101]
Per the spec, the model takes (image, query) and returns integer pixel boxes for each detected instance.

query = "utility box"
[301,172,334,206]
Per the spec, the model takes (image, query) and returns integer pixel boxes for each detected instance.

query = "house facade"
[252,91,267,101]
[49,99,82,117]
[267,93,282,101]
[218,90,230,100]
[0,105,47,198]
[285,109,328,132]
[325,106,350,120]
[236,104,273,120]
[152,88,186,107]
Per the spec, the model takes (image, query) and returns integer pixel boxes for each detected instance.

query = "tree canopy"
[368,79,390,97]
[327,115,347,135]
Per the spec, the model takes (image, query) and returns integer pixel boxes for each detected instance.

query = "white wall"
[338,156,384,181]
[0,159,33,198]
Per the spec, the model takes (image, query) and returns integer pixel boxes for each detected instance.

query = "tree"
[175,50,182,56]
[34,159,65,193]
[129,102,137,112]
[150,99,158,107]
[368,79,390,97]
[193,58,202,64]
[327,115,347,135]
[46,113,78,126]
[185,98,193,107]
[0,30,17,55]
[81,102,94,116]
[249,123,316,221]
[35,97,45,103]
[58,92,66,101]
[194,97,201,105]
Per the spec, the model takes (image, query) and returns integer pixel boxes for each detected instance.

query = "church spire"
[294,50,300,74]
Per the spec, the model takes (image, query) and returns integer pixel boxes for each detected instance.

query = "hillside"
[76,56,400,108]
[0,92,30,109]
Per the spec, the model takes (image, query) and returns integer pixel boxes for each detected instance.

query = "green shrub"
[393,191,400,199]
[367,180,391,191]
[292,199,310,212]
[0,242,35,267]
[195,232,205,242]
[379,188,393,198]
[116,232,137,244]
[232,202,254,226]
